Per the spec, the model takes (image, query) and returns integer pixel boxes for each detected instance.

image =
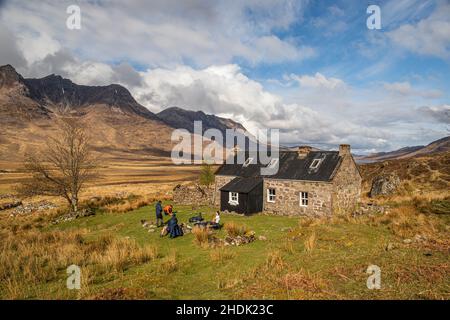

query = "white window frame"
[229,192,239,205]
[243,157,253,167]
[300,192,309,207]
[267,188,276,203]
[310,159,322,169]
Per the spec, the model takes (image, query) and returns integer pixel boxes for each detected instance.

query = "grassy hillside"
[0,200,448,300]
[359,151,450,200]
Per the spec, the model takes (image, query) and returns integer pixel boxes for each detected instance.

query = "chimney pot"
[297,145,312,158]
[339,144,351,156]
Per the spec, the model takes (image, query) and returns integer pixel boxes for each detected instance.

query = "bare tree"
[19,118,98,212]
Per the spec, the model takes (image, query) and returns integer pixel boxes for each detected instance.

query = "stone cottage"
[214,145,361,216]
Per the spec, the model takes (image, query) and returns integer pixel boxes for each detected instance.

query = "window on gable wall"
[267,188,276,202]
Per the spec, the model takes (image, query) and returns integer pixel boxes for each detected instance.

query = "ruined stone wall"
[263,179,333,217]
[332,155,362,214]
[213,175,236,206]
[173,184,214,206]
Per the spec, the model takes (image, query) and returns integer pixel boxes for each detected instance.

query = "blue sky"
[0,0,448,153]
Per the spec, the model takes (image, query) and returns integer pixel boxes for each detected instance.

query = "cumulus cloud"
[419,105,450,123]
[128,65,405,151]
[289,72,346,90]
[0,23,27,68]
[388,2,450,59]
[0,0,314,67]
[384,81,442,99]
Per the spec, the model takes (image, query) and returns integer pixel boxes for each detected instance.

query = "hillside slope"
[357,136,450,162]
[0,64,176,160]
[359,151,450,196]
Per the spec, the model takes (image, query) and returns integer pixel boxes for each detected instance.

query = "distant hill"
[356,136,450,162]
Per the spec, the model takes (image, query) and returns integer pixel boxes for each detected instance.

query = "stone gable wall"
[213,175,236,206]
[332,155,362,214]
[263,179,333,217]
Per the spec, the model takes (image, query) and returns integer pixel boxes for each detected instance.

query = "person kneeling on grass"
[163,204,173,216]
[167,211,183,238]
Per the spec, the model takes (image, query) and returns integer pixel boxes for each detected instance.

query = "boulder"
[0,200,22,211]
[369,174,400,197]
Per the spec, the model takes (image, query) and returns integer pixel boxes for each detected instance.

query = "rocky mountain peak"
[0,64,24,88]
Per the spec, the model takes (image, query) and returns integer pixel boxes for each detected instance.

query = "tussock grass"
[160,250,178,273]
[265,250,285,271]
[0,228,159,299]
[224,222,249,237]
[210,248,236,263]
[88,287,148,300]
[89,194,156,213]
[192,226,212,247]
[282,270,331,299]
[366,205,444,239]
[304,232,317,253]
[413,196,450,215]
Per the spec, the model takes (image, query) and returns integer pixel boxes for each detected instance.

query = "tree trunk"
[71,196,78,213]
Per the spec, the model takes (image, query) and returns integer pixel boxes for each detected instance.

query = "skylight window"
[243,157,253,167]
[310,159,322,169]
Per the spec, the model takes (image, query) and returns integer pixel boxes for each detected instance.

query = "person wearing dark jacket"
[155,201,163,227]
[167,212,183,238]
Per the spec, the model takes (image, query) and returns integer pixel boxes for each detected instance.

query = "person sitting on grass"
[209,211,221,229]
[167,211,183,238]
[213,211,220,224]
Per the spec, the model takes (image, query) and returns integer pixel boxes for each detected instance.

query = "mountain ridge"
[0,64,249,160]
[157,106,247,136]
[356,136,450,162]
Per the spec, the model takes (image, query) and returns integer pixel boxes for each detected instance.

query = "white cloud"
[289,72,346,90]
[0,0,314,68]
[388,2,450,59]
[419,105,450,123]
[17,32,61,65]
[384,81,442,99]
[128,65,409,151]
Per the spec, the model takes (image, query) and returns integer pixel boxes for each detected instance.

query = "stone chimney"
[339,144,351,156]
[297,146,312,158]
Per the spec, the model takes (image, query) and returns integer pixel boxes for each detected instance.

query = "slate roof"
[220,177,263,193]
[215,151,342,182]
